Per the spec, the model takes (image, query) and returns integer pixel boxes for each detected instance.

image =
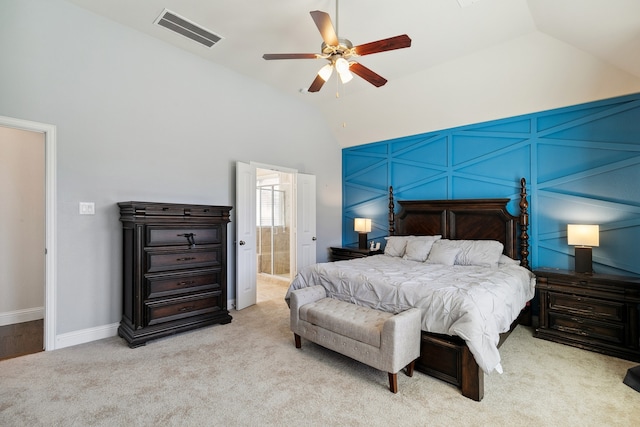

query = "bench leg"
[406,360,415,377]
[294,333,301,349]
[388,373,398,393]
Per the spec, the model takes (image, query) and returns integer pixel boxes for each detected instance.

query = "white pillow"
[450,240,504,268]
[425,240,461,266]
[499,254,521,266]
[402,235,442,262]
[384,236,411,257]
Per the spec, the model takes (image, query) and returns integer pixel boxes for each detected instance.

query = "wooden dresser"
[535,268,640,362]
[118,202,232,347]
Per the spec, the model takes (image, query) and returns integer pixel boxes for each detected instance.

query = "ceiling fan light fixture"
[338,68,353,84]
[263,9,411,92]
[335,57,350,73]
[335,57,353,83]
[317,63,334,81]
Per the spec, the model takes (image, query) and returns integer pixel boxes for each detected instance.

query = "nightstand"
[330,246,384,261]
[534,268,640,362]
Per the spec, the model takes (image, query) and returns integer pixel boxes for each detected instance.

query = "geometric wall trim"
[343,92,640,277]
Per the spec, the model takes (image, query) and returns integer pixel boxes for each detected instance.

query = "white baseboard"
[0,307,44,326]
[55,322,119,350]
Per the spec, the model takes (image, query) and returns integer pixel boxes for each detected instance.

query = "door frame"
[236,161,313,310]
[0,116,57,351]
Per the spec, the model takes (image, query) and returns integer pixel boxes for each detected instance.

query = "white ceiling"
[67,0,640,147]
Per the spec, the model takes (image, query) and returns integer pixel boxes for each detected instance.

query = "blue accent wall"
[343,93,640,277]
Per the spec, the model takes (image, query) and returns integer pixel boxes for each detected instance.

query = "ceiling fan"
[262,8,411,93]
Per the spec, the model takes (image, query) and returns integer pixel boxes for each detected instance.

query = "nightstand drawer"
[535,268,640,362]
[548,293,624,322]
[548,312,624,345]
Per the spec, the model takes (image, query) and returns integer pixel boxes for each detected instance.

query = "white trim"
[250,161,298,174]
[0,115,57,351]
[0,307,45,327]
[55,323,119,350]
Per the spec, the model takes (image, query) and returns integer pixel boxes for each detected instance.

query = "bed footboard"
[415,332,484,401]
[416,310,525,401]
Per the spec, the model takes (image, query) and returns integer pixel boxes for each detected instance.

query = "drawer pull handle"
[177,280,195,286]
[178,306,195,312]
[176,257,196,262]
[177,233,197,248]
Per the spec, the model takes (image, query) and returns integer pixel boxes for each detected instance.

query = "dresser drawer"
[548,293,624,322]
[548,312,624,345]
[146,248,221,273]
[145,270,221,299]
[146,292,222,326]
[146,226,221,246]
[143,205,186,216]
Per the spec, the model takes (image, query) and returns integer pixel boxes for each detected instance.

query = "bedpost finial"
[388,186,395,235]
[518,177,530,269]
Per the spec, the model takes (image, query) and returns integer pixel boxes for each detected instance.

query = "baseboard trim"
[55,322,119,350]
[0,307,44,327]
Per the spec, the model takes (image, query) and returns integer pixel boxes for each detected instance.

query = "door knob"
[239,240,246,245]
[312,237,317,241]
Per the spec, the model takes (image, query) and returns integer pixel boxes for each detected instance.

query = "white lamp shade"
[335,58,353,83]
[335,58,350,73]
[567,224,599,247]
[317,63,334,81]
[338,69,353,83]
[354,218,372,233]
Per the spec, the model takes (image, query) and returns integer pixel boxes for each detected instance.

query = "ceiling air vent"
[154,9,223,48]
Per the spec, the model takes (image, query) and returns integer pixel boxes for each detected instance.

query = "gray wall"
[0,0,342,335]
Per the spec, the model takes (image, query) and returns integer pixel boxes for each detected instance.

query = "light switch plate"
[79,202,95,215]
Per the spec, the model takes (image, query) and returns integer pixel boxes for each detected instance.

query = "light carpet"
[1,282,638,426]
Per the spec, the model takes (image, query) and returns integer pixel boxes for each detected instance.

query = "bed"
[286,178,534,401]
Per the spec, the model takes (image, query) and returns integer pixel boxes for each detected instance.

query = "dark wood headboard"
[388,178,530,268]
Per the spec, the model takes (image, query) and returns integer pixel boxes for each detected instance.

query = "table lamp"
[567,224,599,274]
[354,218,372,250]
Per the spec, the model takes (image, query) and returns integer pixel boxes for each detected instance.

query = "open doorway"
[256,168,293,303]
[236,161,315,310]
[0,117,57,358]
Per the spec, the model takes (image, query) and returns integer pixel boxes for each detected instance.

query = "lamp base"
[358,233,368,250]
[574,246,592,274]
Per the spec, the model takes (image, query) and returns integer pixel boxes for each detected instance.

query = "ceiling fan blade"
[353,34,412,56]
[310,10,339,46]
[307,74,326,93]
[262,53,319,60]
[349,63,388,87]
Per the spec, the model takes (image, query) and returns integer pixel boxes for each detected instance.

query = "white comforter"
[285,255,536,374]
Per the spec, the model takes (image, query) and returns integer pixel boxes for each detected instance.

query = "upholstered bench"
[289,285,421,393]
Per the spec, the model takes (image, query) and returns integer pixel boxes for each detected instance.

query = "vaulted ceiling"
[68,0,640,147]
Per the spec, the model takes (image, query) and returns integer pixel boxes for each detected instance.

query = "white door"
[0,116,56,352]
[235,163,316,309]
[296,173,317,272]
[235,162,257,310]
